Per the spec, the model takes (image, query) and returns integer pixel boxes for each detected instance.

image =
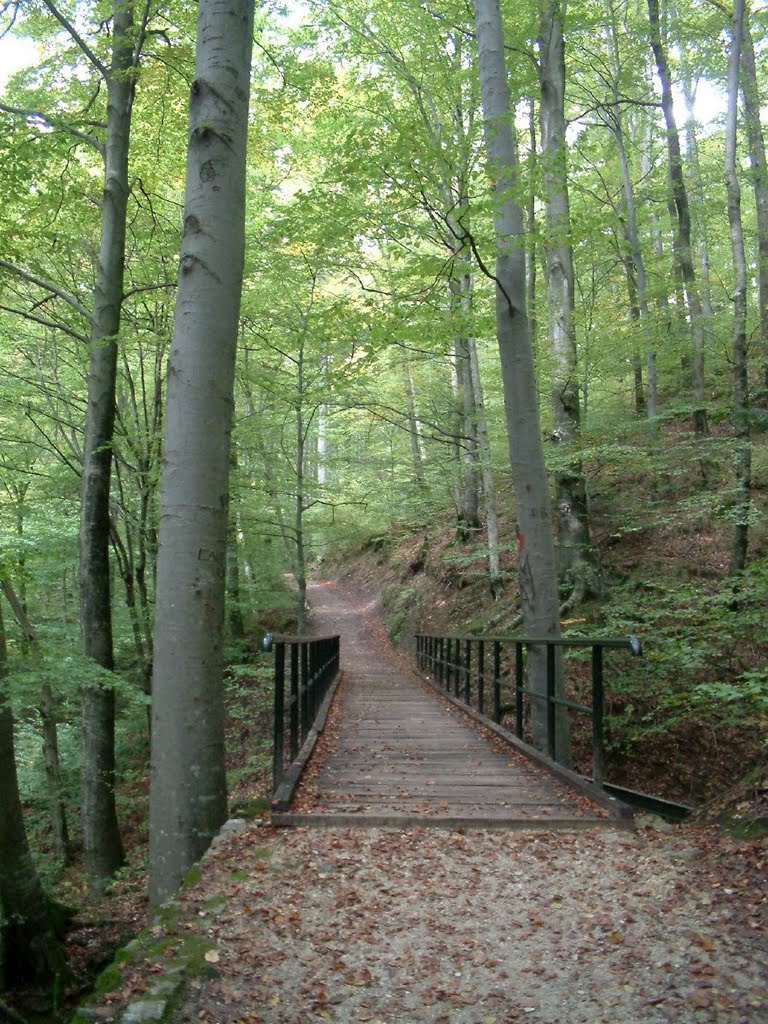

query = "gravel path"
[175,820,766,1024]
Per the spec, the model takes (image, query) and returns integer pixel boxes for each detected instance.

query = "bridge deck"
[276,582,626,829]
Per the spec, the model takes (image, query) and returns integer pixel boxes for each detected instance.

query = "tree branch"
[0,304,89,344]
[41,0,108,78]
[0,101,105,156]
[0,258,92,322]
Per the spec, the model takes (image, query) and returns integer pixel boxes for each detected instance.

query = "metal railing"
[272,634,340,792]
[415,632,642,787]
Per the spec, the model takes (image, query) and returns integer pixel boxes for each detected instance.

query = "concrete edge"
[418,673,634,822]
[270,670,344,812]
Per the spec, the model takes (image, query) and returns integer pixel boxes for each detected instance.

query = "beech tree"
[472,0,569,760]
[538,0,593,597]
[150,0,254,908]
[725,0,750,572]
[647,0,710,447]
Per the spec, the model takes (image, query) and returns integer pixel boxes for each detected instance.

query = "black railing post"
[464,639,471,704]
[273,642,286,790]
[493,640,501,723]
[300,642,310,742]
[592,644,605,787]
[453,638,460,698]
[546,643,556,759]
[438,638,445,688]
[446,638,453,694]
[477,640,485,715]
[515,642,524,739]
[289,643,299,759]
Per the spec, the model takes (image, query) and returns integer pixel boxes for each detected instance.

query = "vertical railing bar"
[493,640,501,723]
[477,640,485,715]
[300,642,309,743]
[592,644,605,788]
[464,639,471,704]
[289,643,299,759]
[546,642,556,759]
[515,642,524,739]
[272,642,285,791]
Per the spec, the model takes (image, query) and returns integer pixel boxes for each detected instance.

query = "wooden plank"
[272,812,633,831]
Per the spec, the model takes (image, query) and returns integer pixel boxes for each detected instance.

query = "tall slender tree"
[647,0,710,451]
[724,0,750,573]
[740,3,768,392]
[150,0,255,908]
[538,0,593,597]
[472,0,569,760]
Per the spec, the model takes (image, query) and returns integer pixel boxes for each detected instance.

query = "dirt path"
[83,580,766,1024]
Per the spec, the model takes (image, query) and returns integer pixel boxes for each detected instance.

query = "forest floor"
[71,580,767,1024]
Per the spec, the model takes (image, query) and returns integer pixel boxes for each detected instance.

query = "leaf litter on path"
[156,821,766,1024]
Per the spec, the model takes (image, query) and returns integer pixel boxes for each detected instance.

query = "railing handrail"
[271,632,341,643]
[416,632,642,653]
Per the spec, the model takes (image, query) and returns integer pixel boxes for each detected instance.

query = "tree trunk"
[80,0,144,894]
[295,347,308,634]
[642,115,669,401]
[0,599,68,990]
[741,8,768,393]
[647,0,710,446]
[473,0,569,763]
[725,0,751,573]
[0,580,72,865]
[526,98,538,351]
[682,74,716,356]
[605,0,656,417]
[227,450,246,642]
[467,336,502,595]
[451,266,481,542]
[149,0,254,908]
[539,0,593,596]
[402,353,427,488]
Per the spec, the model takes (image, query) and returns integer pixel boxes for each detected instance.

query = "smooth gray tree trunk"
[682,75,716,354]
[150,0,254,908]
[647,0,710,448]
[473,0,569,762]
[467,336,502,594]
[604,0,656,418]
[725,0,751,573]
[79,0,144,893]
[539,0,593,596]
[741,9,768,392]
[402,354,427,489]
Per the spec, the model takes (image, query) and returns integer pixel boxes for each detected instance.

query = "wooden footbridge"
[270,582,640,830]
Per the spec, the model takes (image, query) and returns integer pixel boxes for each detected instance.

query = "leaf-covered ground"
[101,819,766,1024]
